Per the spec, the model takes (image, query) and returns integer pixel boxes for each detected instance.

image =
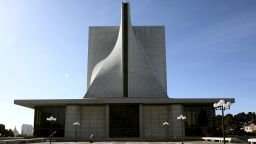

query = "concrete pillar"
[80,106,106,139]
[167,105,171,138]
[139,104,143,138]
[169,104,184,138]
[142,105,168,138]
[65,105,81,140]
[106,105,109,138]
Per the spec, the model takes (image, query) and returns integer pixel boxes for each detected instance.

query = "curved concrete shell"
[84,3,168,98]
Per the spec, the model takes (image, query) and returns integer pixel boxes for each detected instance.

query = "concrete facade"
[85,2,167,99]
[65,105,107,139]
[14,97,234,139]
[142,105,168,138]
[21,124,33,136]
[63,104,185,139]
[65,105,81,139]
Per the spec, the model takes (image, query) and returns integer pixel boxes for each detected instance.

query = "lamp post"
[73,122,80,143]
[46,116,57,144]
[162,121,169,139]
[213,99,232,144]
[177,115,186,144]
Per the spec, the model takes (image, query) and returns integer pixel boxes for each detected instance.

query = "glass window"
[34,106,65,137]
[184,104,215,136]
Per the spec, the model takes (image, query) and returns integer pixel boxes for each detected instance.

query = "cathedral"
[15,2,234,140]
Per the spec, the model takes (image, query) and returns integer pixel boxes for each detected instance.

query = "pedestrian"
[89,134,94,143]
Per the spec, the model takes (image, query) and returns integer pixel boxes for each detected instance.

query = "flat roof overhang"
[14,98,235,109]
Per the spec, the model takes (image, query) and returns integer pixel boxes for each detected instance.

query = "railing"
[202,137,232,143]
[248,138,256,144]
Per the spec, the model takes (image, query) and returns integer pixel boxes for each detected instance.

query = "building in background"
[21,124,33,136]
[244,123,256,133]
[12,126,19,137]
[15,2,234,140]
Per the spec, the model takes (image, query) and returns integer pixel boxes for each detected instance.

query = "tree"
[6,129,14,137]
[234,112,247,124]
[224,114,233,134]
[0,124,5,136]
[0,124,14,137]
[214,112,256,136]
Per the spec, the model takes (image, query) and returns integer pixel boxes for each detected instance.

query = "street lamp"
[162,121,169,138]
[213,99,232,144]
[177,115,186,144]
[73,122,80,143]
[163,121,169,126]
[46,116,57,144]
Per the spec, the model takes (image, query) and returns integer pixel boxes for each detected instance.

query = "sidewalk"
[31,142,241,144]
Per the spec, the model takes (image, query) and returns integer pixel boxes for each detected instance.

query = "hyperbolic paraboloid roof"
[85,2,168,98]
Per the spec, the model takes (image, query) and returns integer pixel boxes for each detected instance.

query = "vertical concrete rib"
[122,2,128,97]
[106,105,109,138]
[139,104,143,138]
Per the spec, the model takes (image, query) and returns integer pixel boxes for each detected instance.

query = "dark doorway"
[109,104,139,137]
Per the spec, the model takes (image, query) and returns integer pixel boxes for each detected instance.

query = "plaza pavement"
[30,142,242,144]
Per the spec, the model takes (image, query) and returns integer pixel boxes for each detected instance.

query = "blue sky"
[0,0,256,132]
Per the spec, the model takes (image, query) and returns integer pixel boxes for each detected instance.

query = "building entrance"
[109,104,139,137]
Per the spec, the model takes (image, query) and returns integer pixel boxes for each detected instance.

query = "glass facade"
[184,104,215,136]
[109,104,139,137]
[34,106,65,137]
